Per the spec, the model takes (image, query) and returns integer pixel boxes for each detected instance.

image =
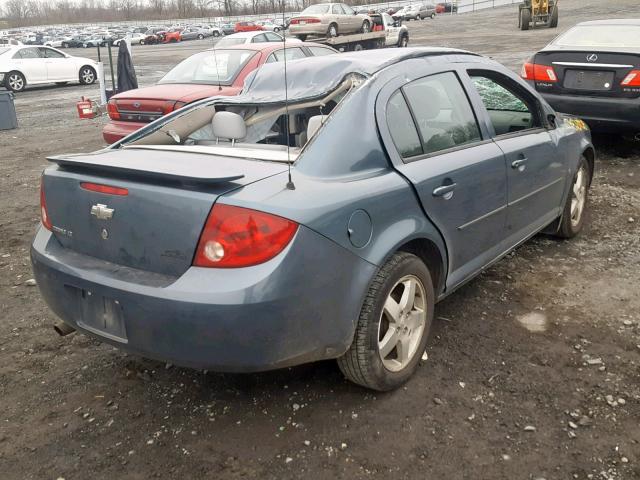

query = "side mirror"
[547,113,557,128]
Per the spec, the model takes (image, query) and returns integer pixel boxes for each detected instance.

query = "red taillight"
[107,100,120,120]
[520,62,558,83]
[521,62,535,80]
[193,204,298,268]
[80,182,129,196]
[162,100,187,115]
[40,177,52,231]
[291,18,321,24]
[621,70,640,87]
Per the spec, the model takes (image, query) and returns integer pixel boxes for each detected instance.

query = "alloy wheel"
[8,74,24,91]
[81,68,95,84]
[570,164,588,227]
[377,275,427,372]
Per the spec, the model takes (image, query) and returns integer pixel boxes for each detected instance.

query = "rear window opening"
[123,76,359,162]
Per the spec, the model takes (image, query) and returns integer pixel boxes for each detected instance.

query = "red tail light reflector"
[621,70,640,87]
[80,182,129,196]
[106,100,120,120]
[194,204,298,268]
[291,18,321,24]
[40,177,52,231]
[520,62,558,83]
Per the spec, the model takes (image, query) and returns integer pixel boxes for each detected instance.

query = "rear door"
[379,70,509,287]
[464,69,566,238]
[12,47,47,83]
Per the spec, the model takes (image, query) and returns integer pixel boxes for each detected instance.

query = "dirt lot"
[1,1,639,478]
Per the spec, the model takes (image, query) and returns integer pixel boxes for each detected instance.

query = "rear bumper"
[289,23,328,36]
[539,91,640,133]
[31,226,375,372]
[102,120,147,144]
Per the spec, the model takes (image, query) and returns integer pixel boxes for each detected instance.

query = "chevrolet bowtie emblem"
[90,204,114,220]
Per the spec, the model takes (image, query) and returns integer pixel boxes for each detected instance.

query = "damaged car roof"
[237,47,479,103]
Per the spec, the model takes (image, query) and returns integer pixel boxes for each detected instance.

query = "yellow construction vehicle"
[518,0,559,30]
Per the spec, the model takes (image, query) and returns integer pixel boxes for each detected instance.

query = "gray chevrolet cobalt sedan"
[32,48,594,391]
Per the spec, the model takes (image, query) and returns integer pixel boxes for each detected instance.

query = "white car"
[113,32,147,46]
[44,38,67,48]
[215,31,302,47]
[0,45,98,92]
[257,21,283,32]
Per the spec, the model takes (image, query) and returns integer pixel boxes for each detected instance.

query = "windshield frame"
[552,24,640,49]
[157,49,257,86]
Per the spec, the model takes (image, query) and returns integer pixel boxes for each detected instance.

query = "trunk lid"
[534,49,640,98]
[43,148,287,277]
[111,84,242,123]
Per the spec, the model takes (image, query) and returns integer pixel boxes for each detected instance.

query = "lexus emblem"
[133,101,141,108]
[586,53,598,62]
[90,203,114,220]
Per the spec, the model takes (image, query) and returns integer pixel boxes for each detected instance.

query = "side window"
[307,46,336,56]
[403,71,482,155]
[386,90,423,158]
[470,73,540,135]
[343,4,355,15]
[332,4,343,14]
[42,47,64,58]
[264,32,282,41]
[251,34,267,43]
[14,48,42,59]
[270,47,306,62]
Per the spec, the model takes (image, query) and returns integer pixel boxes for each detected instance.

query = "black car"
[521,19,640,133]
[61,37,87,48]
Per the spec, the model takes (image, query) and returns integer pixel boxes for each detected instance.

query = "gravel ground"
[0,1,639,478]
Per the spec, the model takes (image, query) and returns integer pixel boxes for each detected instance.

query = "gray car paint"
[32,48,593,371]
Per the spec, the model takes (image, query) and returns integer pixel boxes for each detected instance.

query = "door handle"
[432,183,457,197]
[511,158,528,169]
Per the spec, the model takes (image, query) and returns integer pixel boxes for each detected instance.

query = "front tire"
[361,21,370,33]
[213,31,220,37]
[549,6,559,28]
[79,66,96,85]
[398,34,409,47]
[197,34,204,40]
[555,156,590,238]
[328,23,338,37]
[338,252,434,391]
[5,71,26,92]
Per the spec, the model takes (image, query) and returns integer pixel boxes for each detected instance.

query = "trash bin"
[0,91,18,131]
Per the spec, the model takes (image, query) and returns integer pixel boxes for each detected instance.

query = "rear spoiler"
[47,150,245,185]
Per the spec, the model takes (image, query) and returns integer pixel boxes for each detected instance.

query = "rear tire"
[520,8,531,30]
[213,31,220,37]
[337,252,434,391]
[197,34,204,40]
[555,156,590,239]
[140,39,145,45]
[549,6,559,28]
[398,34,408,47]
[5,71,26,92]
[360,21,370,33]
[431,12,436,19]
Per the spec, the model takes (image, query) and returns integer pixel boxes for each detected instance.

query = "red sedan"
[235,21,263,32]
[103,42,337,144]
